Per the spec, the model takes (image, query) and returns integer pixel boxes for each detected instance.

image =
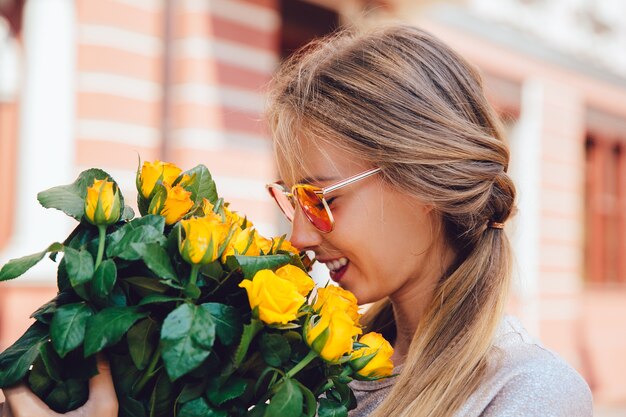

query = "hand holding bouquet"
[0,161,394,417]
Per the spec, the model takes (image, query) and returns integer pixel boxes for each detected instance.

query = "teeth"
[325,257,348,271]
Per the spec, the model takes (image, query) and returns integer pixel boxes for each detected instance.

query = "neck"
[389,278,436,365]
[388,245,457,366]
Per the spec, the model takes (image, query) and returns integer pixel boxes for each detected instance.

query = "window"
[584,135,626,284]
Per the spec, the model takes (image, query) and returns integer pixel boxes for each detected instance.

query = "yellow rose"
[223,206,245,228]
[177,174,194,188]
[254,231,273,255]
[238,270,305,325]
[314,285,360,324]
[200,198,216,217]
[149,185,194,225]
[272,238,301,256]
[275,264,315,297]
[179,213,233,265]
[351,332,394,378]
[306,309,362,363]
[84,178,121,226]
[138,160,182,198]
[221,227,259,262]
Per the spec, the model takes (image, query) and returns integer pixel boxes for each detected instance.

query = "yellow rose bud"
[351,332,394,378]
[314,285,360,324]
[84,178,121,226]
[150,185,194,225]
[238,270,305,325]
[179,213,233,265]
[306,309,362,363]
[275,264,315,297]
[138,160,182,199]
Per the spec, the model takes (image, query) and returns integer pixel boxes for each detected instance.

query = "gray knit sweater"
[348,316,593,417]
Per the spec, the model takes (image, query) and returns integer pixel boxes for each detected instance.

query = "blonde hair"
[266,25,516,417]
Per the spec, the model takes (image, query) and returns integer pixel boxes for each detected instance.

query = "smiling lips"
[323,257,349,282]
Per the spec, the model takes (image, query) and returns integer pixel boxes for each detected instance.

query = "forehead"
[277,135,370,186]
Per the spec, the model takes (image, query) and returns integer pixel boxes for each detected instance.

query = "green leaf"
[177,382,208,404]
[109,353,143,395]
[259,333,291,367]
[50,302,93,357]
[61,224,98,252]
[28,356,54,397]
[106,215,165,255]
[206,377,247,406]
[131,242,177,279]
[57,258,71,292]
[0,242,63,281]
[201,303,242,346]
[120,396,148,417]
[138,294,185,306]
[30,299,58,325]
[0,322,49,387]
[149,371,174,417]
[127,318,158,371]
[84,307,147,356]
[179,397,227,417]
[233,319,263,368]
[92,259,117,298]
[125,276,170,295]
[37,168,126,224]
[160,303,216,381]
[317,398,348,417]
[45,378,89,413]
[63,247,95,287]
[107,225,166,260]
[295,381,317,417]
[227,254,292,279]
[61,349,99,381]
[265,378,303,417]
[38,341,63,381]
[180,165,218,205]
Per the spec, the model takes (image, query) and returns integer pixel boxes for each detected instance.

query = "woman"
[1,24,592,417]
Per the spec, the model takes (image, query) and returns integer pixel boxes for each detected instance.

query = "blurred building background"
[0,0,625,414]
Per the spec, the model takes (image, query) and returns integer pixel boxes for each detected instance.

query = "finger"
[85,354,118,414]
[89,354,116,400]
[1,401,11,417]
[4,384,59,417]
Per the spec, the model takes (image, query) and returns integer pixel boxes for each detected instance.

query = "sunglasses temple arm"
[323,167,382,194]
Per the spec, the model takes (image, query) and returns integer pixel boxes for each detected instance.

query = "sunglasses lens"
[268,185,295,221]
[294,186,333,232]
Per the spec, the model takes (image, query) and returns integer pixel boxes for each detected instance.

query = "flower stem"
[189,264,200,287]
[95,225,106,269]
[285,350,318,379]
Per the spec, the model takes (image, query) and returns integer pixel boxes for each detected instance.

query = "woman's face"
[282,138,452,305]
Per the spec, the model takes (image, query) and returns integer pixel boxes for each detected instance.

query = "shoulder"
[458,316,593,417]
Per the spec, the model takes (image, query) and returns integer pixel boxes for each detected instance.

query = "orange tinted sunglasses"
[266,168,381,233]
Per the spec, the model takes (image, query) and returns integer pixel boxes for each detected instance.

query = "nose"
[288,208,323,251]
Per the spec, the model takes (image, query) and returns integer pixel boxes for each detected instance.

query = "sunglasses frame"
[266,167,382,233]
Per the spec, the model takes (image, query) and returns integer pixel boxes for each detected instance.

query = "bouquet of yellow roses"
[0,161,394,417]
